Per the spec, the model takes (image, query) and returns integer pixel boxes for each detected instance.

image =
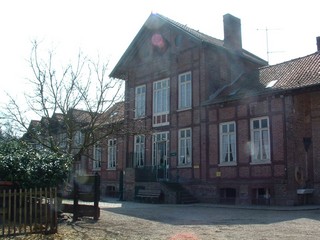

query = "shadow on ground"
[100,198,320,226]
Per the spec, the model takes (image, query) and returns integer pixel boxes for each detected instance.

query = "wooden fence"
[0,187,57,237]
[62,174,100,221]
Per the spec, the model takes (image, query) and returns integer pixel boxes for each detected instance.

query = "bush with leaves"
[0,138,72,188]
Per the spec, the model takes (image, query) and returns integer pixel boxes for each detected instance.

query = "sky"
[0,0,319,112]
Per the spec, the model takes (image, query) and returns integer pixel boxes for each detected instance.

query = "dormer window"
[266,80,278,88]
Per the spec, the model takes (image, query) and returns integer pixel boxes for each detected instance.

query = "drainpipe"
[303,137,312,186]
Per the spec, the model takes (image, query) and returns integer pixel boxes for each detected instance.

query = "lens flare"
[169,232,199,240]
[151,33,165,49]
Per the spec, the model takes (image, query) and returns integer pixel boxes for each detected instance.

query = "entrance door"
[153,132,169,180]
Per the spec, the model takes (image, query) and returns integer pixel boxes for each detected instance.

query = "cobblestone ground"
[14,199,320,240]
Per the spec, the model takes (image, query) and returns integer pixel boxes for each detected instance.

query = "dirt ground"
[14,199,320,240]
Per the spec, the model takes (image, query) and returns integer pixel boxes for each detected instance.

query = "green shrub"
[0,139,72,188]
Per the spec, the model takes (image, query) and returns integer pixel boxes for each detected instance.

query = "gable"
[110,13,267,80]
[110,14,202,80]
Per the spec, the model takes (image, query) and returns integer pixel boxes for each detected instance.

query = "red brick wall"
[203,96,290,204]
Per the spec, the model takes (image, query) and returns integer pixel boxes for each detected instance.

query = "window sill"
[134,116,147,120]
[93,168,101,171]
[177,107,192,112]
[107,168,116,171]
[218,162,237,167]
[250,160,271,165]
[153,122,170,127]
[177,164,192,168]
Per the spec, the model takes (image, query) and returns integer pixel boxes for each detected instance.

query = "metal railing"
[135,166,158,182]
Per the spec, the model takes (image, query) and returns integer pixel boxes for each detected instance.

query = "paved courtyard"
[55,199,320,240]
[18,199,320,239]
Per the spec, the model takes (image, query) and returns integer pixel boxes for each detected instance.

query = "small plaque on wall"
[170,152,177,157]
[216,171,221,177]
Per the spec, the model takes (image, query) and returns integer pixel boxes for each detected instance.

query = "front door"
[153,132,169,180]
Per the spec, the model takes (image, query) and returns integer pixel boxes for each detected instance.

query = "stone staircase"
[161,182,198,204]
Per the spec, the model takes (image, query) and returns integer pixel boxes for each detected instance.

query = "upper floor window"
[135,85,146,118]
[153,78,169,126]
[108,139,117,169]
[178,128,192,166]
[219,122,236,165]
[93,144,102,170]
[58,133,67,148]
[250,117,270,163]
[74,130,84,146]
[178,72,192,110]
[134,135,145,167]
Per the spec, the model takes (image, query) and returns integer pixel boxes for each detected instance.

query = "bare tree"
[1,40,132,162]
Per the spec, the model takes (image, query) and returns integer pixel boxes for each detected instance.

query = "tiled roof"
[156,13,266,64]
[156,13,266,65]
[156,14,224,47]
[259,52,320,90]
[207,52,320,104]
[98,101,125,124]
[69,102,125,125]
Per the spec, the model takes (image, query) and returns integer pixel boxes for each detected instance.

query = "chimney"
[317,36,320,52]
[223,14,242,50]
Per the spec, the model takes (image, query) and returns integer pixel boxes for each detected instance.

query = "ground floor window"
[108,139,117,169]
[106,185,117,197]
[220,188,236,204]
[178,128,192,166]
[93,144,102,170]
[134,135,145,167]
[252,188,271,205]
[152,132,169,180]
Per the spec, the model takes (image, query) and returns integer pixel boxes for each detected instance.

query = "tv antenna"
[257,27,283,63]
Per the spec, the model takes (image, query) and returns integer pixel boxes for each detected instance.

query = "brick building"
[110,12,320,205]
[24,102,126,197]
[202,51,320,205]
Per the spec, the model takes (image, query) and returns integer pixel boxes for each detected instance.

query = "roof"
[206,52,320,104]
[259,52,320,90]
[110,13,266,79]
[98,101,125,124]
[156,14,266,64]
[26,102,125,134]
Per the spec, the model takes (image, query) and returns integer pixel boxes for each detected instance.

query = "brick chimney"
[223,14,242,50]
[317,36,320,52]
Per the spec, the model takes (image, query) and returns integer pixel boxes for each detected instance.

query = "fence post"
[73,178,79,222]
[93,173,100,220]
[119,171,124,201]
[51,188,58,234]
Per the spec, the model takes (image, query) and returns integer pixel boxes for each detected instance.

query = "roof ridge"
[259,52,320,70]
[154,13,223,44]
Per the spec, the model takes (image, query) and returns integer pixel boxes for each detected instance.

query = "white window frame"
[93,144,102,170]
[135,85,146,118]
[153,78,169,126]
[108,139,117,169]
[219,121,237,166]
[178,128,192,167]
[250,117,271,164]
[178,71,192,110]
[152,132,169,166]
[134,135,145,167]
